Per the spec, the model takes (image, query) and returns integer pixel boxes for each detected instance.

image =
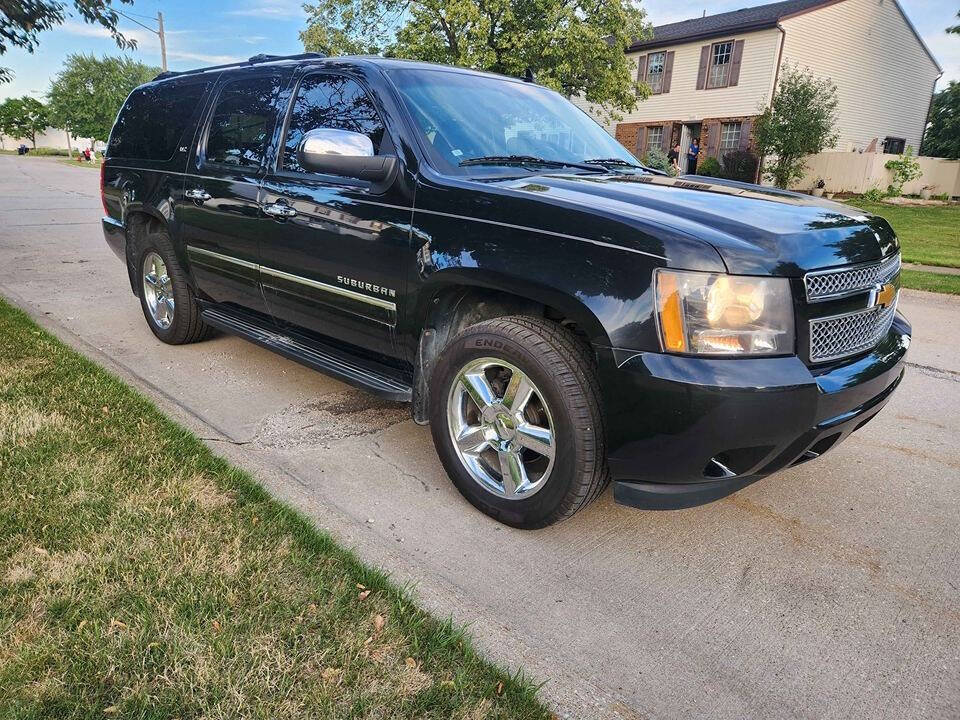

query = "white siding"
[780,0,940,152]
[573,28,782,132]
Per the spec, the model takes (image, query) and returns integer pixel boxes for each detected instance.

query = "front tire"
[136,232,211,345]
[429,316,609,528]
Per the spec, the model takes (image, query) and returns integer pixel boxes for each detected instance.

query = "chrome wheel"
[142,252,174,330]
[447,358,555,500]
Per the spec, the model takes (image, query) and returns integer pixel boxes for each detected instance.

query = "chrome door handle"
[263,202,297,219]
[185,188,211,202]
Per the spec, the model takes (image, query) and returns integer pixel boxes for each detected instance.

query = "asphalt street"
[1,155,958,719]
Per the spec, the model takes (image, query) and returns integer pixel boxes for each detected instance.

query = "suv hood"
[493,172,899,275]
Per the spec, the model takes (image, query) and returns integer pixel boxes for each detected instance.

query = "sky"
[0,0,957,102]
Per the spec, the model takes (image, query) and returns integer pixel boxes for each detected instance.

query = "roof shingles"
[628,0,831,51]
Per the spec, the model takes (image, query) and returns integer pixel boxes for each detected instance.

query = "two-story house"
[583,0,942,170]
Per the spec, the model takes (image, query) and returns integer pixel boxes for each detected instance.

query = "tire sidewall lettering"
[465,337,515,354]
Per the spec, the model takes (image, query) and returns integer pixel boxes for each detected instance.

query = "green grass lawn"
[0,298,551,719]
[845,200,960,268]
[57,157,102,170]
[900,269,960,295]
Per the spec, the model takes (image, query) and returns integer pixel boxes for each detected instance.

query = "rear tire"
[428,316,609,528]
[136,231,212,345]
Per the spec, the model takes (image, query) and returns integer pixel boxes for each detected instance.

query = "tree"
[753,63,838,188]
[921,81,960,159]
[0,97,16,147]
[47,54,158,144]
[300,0,652,115]
[0,96,49,147]
[948,10,959,34]
[1,1,137,84]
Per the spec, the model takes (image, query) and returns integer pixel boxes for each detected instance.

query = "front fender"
[412,233,662,352]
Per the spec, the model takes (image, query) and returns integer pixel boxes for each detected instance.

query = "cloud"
[922,31,960,86]
[226,0,306,20]
[240,35,270,45]
[59,21,242,67]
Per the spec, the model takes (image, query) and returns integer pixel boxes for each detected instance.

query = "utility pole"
[157,12,168,72]
[115,8,168,71]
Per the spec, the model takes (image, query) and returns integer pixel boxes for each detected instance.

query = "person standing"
[668,143,681,173]
[687,138,700,174]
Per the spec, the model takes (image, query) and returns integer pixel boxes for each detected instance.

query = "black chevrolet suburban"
[101,52,909,528]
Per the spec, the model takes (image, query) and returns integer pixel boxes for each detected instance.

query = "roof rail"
[152,51,327,82]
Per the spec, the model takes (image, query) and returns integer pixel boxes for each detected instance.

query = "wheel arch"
[122,209,170,295]
[410,269,610,423]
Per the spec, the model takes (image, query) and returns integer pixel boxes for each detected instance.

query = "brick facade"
[616,115,758,171]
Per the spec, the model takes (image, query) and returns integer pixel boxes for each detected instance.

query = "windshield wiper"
[459,155,603,173]
[583,157,657,173]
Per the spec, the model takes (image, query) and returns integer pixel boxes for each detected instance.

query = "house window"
[646,125,663,151]
[708,41,734,88]
[719,122,742,153]
[646,52,666,94]
[882,137,905,154]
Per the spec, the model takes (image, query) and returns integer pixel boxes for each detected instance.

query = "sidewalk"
[903,262,960,276]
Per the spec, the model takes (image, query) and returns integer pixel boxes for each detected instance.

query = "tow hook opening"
[703,445,776,479]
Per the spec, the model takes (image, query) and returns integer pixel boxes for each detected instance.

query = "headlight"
[654,269,795,356]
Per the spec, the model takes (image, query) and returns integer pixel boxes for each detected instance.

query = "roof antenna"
[523,67,535,83]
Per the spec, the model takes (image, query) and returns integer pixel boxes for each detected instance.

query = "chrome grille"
[809,295,898,363]
[805,253,901,302]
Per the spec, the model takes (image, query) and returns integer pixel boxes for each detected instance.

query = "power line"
[114,8,167,72]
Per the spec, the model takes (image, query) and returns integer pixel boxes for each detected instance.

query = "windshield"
[386,68,640,175]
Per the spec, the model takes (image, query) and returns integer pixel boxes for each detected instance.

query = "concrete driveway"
[1,155,958,720]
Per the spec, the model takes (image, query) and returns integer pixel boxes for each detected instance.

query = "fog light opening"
[703,457,738,479]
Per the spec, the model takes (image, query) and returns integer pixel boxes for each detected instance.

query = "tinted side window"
[205,76,281,168]
[282,75,385,173]
[108,79,208,161]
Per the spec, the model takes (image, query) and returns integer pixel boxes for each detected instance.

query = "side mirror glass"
[297,128,396,182]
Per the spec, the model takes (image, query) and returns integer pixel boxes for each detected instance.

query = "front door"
[178,71,288,316]
[681,123,702,174]
[259,71,412,361]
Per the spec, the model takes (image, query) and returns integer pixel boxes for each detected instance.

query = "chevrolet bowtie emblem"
[874,282,896,308]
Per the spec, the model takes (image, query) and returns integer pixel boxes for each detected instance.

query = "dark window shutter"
[705,121,721,158]
[636,55,648,85]
[661,123,672,152]
[729,40,745,86]
[638,126,648,157]
[696,45,710,90]
[662,51,675,94]
[739,118,753,150]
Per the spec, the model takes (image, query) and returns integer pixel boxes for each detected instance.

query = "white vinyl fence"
[790,152,960,197]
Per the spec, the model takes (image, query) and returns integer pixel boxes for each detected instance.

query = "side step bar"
[200,306,412,402]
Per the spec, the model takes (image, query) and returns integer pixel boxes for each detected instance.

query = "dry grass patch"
[0,298,550,719]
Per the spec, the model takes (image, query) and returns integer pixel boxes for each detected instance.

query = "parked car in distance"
[101,53,910,528]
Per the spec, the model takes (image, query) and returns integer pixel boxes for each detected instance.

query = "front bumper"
[600,313,911,510]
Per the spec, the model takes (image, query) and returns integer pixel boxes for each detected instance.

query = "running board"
[200,306,412,402]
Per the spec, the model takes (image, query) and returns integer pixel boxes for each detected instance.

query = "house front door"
[680,123,701,174]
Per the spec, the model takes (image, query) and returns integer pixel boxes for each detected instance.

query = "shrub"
[884,145,922,197]
[934,192,951,201]
[721,149,759,183]
[754,63,839,188]
[643,146,676,175]
[697,156,723,177]
[860,187,887,203]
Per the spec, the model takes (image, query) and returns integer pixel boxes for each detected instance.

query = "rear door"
[258,71,412,359]
[178,70,290,315]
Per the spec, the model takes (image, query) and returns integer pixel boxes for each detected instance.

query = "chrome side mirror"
[297,128,395,182]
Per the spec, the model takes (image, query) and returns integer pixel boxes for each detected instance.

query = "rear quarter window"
[108,79,210,162]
